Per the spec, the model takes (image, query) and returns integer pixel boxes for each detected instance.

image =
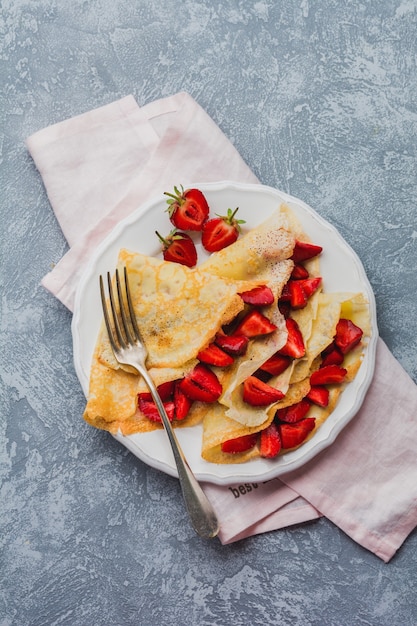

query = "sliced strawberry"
[335,318,363,354]
[290,277,322,309]
[301,276,322,298]
[310,364,347,385]
[253,369,272,383]
[221,433,258,454]
[214,333,249,356]
[279,282,291,302]
[259,353,292,376]
[201,207,246,252]
[243,376,285,406]
[239,285,274,306]
[291,240,323,263]
[306,385,330,407]
[291,263,310,280]
[164,185,209,231]
[156,229,197,267]
[156,380,175,400]
[279,417,316,449]
[173,381,193,420]
[278,318,306,359]
[321,341,344,367]
[278,300,291,319]
[137,380,175,403]
[138,397,176,422]
[289,280,308,309]
[259,422,281,458]
[197,343,234,367]
[137,391,154,403]
[179,364,222,403]
[275,399,311,423]
[234,310,277,338]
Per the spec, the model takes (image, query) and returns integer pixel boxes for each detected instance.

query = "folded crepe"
[201,292,371,463]
[84,249,247,434]
[199,205,371,464]
[83,208,297,435]
[83,201,371,463]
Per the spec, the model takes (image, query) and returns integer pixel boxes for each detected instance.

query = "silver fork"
[99,267,219,539]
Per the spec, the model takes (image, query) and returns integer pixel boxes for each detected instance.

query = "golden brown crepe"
[84,249,249,434]
[201,379,310,463]
[198,205,371,463]
[98,248,246,371]
[199,207,295,280]
[83,208,297,435]
[213,208,324,428]
[200,291,370,463]
[83,201,371,465]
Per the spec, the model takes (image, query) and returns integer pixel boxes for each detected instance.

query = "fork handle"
[138,367,219,539]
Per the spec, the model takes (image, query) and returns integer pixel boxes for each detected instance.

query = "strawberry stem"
[215,207,246,228]
[156,229,185,248]
[227,207,240,222]
[164,185,184,202]
[155,230,167,246]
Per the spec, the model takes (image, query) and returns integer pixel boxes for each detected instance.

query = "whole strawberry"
[202,207,245,252]
[164,185,209,231]
[156,229,197,268]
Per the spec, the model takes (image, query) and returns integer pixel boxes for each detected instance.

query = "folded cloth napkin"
[26,92,417,562]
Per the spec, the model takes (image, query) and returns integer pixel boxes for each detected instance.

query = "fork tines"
[99,267,143,354]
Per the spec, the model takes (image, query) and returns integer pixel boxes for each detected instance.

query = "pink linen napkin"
[26,92,417,562]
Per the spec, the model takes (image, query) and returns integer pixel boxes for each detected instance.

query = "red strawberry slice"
[275,398,311,423]
[279,417,316,449]
[335,318,363,354]
[299,276,322,298]
[291,240,323,263]
[197,343,234,367]
[290,277,322,309]
[310,364,347,385]
[239,285,274,306]
[156,229,197,267]
[221,433,258,454]
[289,280,309,309]
[291,263,310,280]
[202,207,246,252]
[138,397,176,422]
[301,276,322,298]
[179,364,222,403]
[259,353,292,376]
[164,185,209,231]
[279,282,291,302]
[157,380,175,400]
[214,333,249,356]
[234,310,277,338]
[137,380,175,403]
[173,382,193,420]
[243,376,285,406]
[321,341,344,367]
[278,318,306,359]
[278,300,291,319]
[259,422,281,458]
[137,391,154,403]
[306,385,330,407]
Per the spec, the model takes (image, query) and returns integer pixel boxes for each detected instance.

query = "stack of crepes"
[84,202,371,465]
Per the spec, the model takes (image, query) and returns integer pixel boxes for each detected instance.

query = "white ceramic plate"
[72,181,378,485]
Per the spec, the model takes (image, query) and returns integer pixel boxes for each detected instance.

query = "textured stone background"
[1,1,417,625]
